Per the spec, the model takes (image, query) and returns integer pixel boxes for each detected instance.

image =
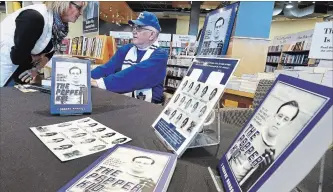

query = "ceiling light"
[206,8,211,11]
[312,1,315,3]
[286,4,293,8]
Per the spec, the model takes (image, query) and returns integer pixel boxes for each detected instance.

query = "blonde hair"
[45,1,87,14]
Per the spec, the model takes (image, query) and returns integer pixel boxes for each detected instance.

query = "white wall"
[269,18,323,39]
[176,17,206,35]
[67,16,83,38]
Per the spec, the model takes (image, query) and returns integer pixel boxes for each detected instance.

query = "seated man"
[91,11,168,104]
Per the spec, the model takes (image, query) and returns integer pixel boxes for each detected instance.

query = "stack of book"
[280,53,309,65]
[268,45,283,52]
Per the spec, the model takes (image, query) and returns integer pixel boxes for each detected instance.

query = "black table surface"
[0,88,227,192]
[1,87,332,192]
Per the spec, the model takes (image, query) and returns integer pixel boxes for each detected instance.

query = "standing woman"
[0,2,86,87]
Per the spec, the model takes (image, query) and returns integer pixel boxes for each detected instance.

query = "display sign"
[218,74,333,192]
[172,34,196,47]
[309,21,333,60]
[83,1,99,34]
[51,57,92,115]
[109,31,133,39]
[197,3,238,56]
[152,57,240,157]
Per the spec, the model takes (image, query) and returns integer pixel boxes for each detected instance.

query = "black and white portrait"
[185,99,192,109]
[193,84,201,95]
[174,94,180,103]
[209,88,218,101]
[199,8,232,56]
[179,96,186,106]
[92,128,106,133]
[191,102,199,113]
[226,82,327,191]
[187,82,194,92]
[48,138,65,143]
[180,118,189,129]
[101,132,116,138]
[198,106,207,118]
[72,133,87,138]
[57,122,72,127]
[54,62,88,105]
[181,80,188,90]
[201,86,209,98]
[80,138,96,144]
[112,138,128,144]
[54,144,73,150]
[164,108,172,116]
[63,150,82,159]
[40,132,58,137]
[169,110,177,120]
[78,118,91,123]
[187,121,196,133]
[175,114,183,124]
[89,145,106,151]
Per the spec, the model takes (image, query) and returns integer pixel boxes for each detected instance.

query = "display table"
[0,87,331,192]
[0,88,219,192]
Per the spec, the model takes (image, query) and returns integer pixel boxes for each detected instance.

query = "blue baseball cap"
[129,11,161,32]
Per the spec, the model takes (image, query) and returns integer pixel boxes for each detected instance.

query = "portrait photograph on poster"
[58,145,177,192]
[197,3,238,56]
[218,74,333,192]
[152,57,240,156]
[51,57,92,115]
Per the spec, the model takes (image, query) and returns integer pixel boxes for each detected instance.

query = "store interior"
[0,1,333,192]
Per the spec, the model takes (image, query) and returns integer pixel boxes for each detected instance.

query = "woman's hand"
[31,53,49,70]
[18,68,39,83]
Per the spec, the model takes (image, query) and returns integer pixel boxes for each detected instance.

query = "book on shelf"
[58,145,177,192]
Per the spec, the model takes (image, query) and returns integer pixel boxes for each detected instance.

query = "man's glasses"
[70,1,83,12]
[131,25,154,33]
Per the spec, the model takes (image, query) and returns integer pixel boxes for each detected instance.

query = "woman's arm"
[10,9,45,72]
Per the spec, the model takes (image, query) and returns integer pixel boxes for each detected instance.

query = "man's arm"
[97,49,168,93]
[91,44,131,79]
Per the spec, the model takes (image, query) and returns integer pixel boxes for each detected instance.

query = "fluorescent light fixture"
[286,4,293,8]
[206,8,211,11]
[312,1,315,3]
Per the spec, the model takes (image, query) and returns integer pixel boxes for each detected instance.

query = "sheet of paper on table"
[30,117,132,162]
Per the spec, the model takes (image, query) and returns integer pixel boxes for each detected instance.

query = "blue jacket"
[91,44,168,103]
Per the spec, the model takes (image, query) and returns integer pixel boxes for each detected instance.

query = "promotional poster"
[30,118,132,162]
[58,145,177,192]
[218,75,333,192]
[309,21,333,60]
[51,57,92,115]
[197,3,238,56]
[152,57,240,156]
[83,1,99,34]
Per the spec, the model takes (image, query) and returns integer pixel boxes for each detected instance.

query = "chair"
[219,79,275,128]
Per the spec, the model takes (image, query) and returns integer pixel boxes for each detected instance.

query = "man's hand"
[91,79,98,87]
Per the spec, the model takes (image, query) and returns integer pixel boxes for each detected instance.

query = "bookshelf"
[60,35,116,64]
[265,30,318,73]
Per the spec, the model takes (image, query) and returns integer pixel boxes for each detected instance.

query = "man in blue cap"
[91,11,168,104]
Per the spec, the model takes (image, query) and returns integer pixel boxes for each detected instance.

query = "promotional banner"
[83,1,99,34]
[218,74,333,192]
[172,34,196,47]
[152,57,240,157]
[197,3,238,56]
[309,21,333,60]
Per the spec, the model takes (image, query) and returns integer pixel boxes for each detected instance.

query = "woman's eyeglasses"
[70,1,83,12]
[132,25,154,33]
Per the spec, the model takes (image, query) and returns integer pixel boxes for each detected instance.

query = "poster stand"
[188,102,221,149]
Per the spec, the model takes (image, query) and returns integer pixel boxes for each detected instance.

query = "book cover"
[30,117,132,162]
[58,145,177,192]
[51,57,92,115]
[218,74,333,192]
[71,37,79,55]
[77,36,83,56]
[152,57,240,157]
[196,3,238,57]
